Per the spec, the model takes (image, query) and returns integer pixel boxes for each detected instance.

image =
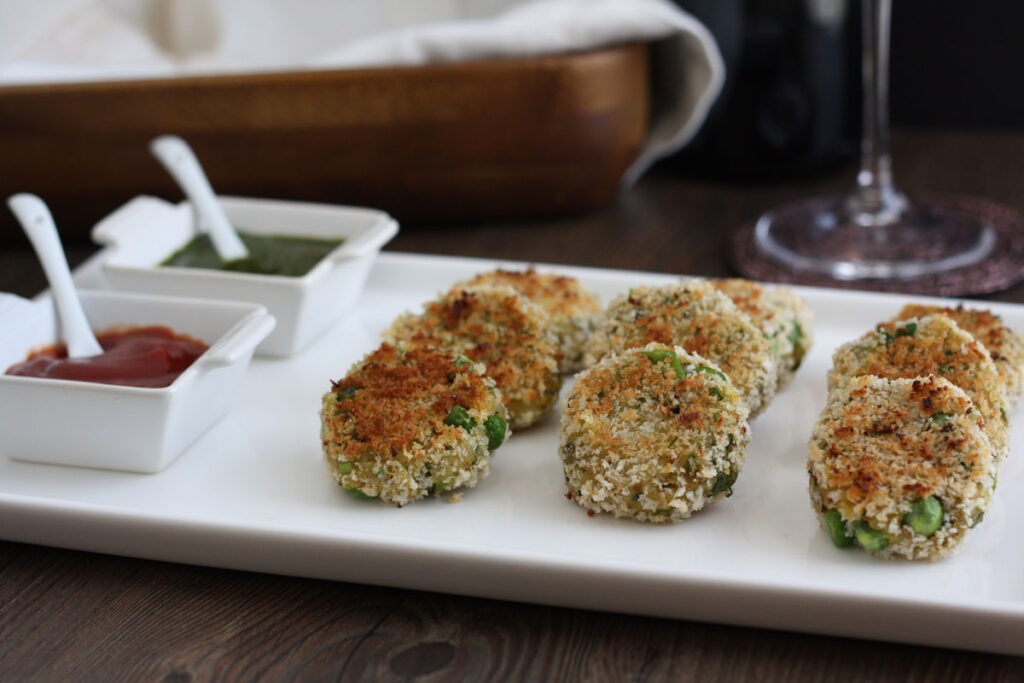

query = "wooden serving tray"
[0,43,648,241]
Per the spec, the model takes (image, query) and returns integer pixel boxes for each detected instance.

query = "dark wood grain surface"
[2,129,1024,681]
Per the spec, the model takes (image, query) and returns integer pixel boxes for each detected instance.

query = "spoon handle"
[150,135,249,261]
[8,194,103,358]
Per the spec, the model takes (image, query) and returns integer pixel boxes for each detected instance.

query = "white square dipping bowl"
[0,290,275,473]
[92,195,398,357]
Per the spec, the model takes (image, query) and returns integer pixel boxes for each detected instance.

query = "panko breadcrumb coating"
[559,342,750,523]
[386,285,562,429]
[321,343,509,506]
[829,314,1010,464]
[808,375,995,561]
[583,280,777,416]
[891,303,1024,408]
[710,278,813,390]
[454,267,601,373]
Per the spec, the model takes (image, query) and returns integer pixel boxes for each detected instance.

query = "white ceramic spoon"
[149,134,249,261]
[8,193,103,358]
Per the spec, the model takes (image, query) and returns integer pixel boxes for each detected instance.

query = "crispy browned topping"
[628,299,737,377]
[586,282,776,416]
[460,267,601,314]
[866,320,989,375]
[897,304,1007,356]
[560,343,749,522]
[327,344,485,457]
[808,373,996,561]
[831,315,1007,459]
[415,289,544,394]
[895,303,1024,404]
[390,286,561,428]
[574,353,723,436]
[821,376,982,508]
[455,269,601,373]
[711,279,768,319]
[710,278,814,390]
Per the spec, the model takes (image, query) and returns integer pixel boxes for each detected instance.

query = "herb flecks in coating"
[320,343,508,506]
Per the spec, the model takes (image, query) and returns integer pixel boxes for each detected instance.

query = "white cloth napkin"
[0,0,724,184]
[314,0,725,184]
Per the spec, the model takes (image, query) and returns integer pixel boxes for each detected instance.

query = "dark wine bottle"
[667,0,860,180]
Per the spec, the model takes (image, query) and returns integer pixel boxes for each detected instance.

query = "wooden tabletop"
[2,128,1024,680]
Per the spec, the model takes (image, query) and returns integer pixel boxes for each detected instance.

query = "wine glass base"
[754,195,996,281]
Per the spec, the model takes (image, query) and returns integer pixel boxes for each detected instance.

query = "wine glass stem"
[851,0,903,223]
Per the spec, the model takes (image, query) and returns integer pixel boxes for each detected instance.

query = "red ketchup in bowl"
[5,326,209,388]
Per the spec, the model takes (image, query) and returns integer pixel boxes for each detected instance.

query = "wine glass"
[752,0,996,281]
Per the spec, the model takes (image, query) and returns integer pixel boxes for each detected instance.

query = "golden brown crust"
[386,285,561,429]
[560,342,749,522]
[808,375,995,561]
[456,268,601,372]
[821,377,980,505]
[710,278,814,389]
[584,280,777,416]
[894,303,1024,405]
[458,267,600,315]
[328,344,486,458]
[320,343,508,506]
[829,314,1009,462]
[710,279,772,322]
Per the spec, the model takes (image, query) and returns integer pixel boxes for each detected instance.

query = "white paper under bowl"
[0,290,275,473]
[91,195,398,357]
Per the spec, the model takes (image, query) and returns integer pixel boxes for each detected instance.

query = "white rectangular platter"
[2,252,1023,655]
